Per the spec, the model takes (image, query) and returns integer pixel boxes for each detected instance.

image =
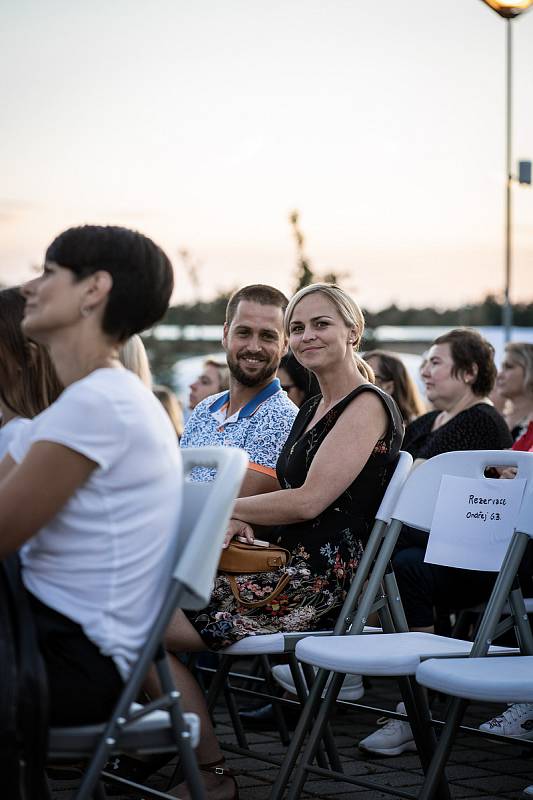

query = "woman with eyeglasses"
[363,350,425,424]
[277,350,319,408]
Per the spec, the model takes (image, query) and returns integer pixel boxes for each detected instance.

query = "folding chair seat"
[296,631,514,678]
[274,449,533,800]
[416,655,533,704]
[207,451,413,765]
[49,703,201,759]
[47,446,248,800]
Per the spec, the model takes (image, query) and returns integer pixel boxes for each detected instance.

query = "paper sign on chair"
[425,475,526,572]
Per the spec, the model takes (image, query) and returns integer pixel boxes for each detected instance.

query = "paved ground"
[50,672,533,800]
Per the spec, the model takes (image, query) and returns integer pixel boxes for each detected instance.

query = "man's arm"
[239,467,280,496]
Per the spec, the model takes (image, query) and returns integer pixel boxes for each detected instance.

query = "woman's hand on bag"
[223,518,254,549]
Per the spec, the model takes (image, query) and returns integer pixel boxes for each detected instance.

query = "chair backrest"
[375,451,413,524]
[516,487,533,537]
[392,449,533,532]
[173,447,248,609]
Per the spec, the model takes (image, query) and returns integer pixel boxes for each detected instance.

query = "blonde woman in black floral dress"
[160,284,402,800]
[201,284,403,646]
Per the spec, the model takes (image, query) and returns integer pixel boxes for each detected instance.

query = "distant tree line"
[164,211,532,328]
[162,292,533,328]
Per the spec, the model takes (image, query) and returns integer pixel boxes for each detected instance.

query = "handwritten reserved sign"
[424,475,526,571]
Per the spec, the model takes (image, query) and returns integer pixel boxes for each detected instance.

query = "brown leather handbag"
[218,540,291,609]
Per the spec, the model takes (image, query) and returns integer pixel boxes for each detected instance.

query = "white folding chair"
[276,450,533,800]
[47,446,248,800]
[206,452,413,769]
[415,489,533,800]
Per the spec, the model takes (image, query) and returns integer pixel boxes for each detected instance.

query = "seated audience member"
[188,358,229,410]
[364,349,425,424]
[119,333,153,388]
[0,288,62,459]
[161,284,403,799]
[513,421,533,452]
[359,328,516,757]
[180,285,298,495]
[159,285,298,739]
[153,384,184,439]
[0,225,180,726]
[277,350,320,407]
[496,342,533,441]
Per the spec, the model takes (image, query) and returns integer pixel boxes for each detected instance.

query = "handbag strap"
[228,572,291,609]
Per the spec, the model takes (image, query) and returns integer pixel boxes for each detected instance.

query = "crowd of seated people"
[1,237,532,799]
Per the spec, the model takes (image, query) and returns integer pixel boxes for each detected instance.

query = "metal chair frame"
[203,452,414,770]
[47,446,248,800]
[416,491,533,800]
[270,449,533,800]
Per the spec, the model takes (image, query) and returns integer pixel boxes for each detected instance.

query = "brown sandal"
[168,758,239,800]
[198,759,239,800]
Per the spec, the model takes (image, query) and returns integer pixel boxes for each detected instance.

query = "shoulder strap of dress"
[336,384,403,436]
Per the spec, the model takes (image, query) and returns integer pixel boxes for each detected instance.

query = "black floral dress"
[188,385,403,649]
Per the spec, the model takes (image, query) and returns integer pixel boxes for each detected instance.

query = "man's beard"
[227,353,277,388]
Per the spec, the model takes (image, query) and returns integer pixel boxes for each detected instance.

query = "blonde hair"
[204,358,230,393]
[284,283,374,382]
[153,384,184,438]
[504,342,533,396]
[119,334,152,388]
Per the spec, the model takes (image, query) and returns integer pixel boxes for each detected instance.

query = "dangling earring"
[80,306,91,318]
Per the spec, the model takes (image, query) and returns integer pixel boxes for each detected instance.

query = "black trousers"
[393,529,533,629]
[28,592,124,726]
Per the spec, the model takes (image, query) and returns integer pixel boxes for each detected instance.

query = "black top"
[403,403,512,460]
[275,384,404,552]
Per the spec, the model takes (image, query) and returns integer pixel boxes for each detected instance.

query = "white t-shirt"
[0,416,31,461]
[9,368,182,679]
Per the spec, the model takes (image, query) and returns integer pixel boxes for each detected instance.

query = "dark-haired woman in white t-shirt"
[0,225,182,725]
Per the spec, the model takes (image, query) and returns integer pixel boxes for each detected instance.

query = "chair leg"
[268,667,332,800]
[399,677,450,800]
[283,672,345,800]
[224,682,250,748]
[418,696,469,800]
[261,655,291,746]
[93,781,108,800]
[206,655,233,714]
[299,661,342,773]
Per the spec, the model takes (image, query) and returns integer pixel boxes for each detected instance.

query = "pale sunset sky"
[1,0,532,310]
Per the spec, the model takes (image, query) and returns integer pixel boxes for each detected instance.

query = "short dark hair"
[433,328,497,397]
[225,284,288,326]
[45,225,174,342]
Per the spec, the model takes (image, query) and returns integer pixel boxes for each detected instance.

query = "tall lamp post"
[479,1,533,342]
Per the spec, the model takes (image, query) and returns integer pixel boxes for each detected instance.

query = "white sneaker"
[479,703,533,740]
[358,702,417,757]
[523,786,533,797]
[271,664,364,701]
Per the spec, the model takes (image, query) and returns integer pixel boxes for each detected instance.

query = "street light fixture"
[479,0,533,342]
[481,1,533,17]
